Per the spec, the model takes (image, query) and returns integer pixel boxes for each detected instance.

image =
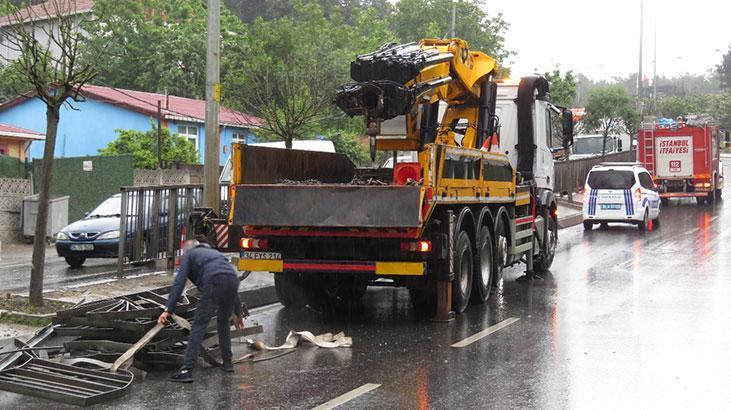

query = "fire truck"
[638,116,723,205]
[194,39,574,318]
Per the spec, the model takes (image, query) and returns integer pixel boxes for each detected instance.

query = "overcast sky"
[486,0,729,81]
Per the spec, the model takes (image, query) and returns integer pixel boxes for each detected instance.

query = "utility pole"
[157,100,162,169]
[450,1,456,38]
[637,0,644,116]
[203,0,221,212]
[652,18,657,109]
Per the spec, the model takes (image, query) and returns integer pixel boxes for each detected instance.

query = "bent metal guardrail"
[553,150,636,198]
[116,184,230,273]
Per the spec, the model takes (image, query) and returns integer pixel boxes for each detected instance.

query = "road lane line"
[312,383,381,410]
[451,317,520,348]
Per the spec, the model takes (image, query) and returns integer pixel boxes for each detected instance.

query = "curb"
[558,213,583,229]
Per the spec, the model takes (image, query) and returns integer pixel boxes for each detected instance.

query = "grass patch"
[0,294,72,315]
[0,314,51,327]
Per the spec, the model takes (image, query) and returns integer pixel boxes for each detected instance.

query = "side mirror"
[561,109,574,148]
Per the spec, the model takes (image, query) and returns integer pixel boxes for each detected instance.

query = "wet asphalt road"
[0,244,159,294]
[4,184,731,408]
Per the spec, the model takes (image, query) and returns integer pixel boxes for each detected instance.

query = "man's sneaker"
[222,361,234,373]
[169,368,193,383]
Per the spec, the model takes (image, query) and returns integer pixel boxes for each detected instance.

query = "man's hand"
[158,311,170,325]
[233,314,244,330]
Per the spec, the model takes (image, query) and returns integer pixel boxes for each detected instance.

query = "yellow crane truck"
[205,39,573,318]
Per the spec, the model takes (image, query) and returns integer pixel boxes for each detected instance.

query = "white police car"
[583,163,661,231]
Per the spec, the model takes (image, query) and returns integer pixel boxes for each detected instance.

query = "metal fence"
[116,184,232,272]
[554,150,636,198]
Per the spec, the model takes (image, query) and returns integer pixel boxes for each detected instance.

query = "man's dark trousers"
[182,274,240,369]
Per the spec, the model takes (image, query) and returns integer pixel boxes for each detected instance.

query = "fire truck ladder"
[641,122,656,175]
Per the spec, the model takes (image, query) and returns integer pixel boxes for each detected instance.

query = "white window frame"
[177,124,199,149]
[232,129,248,143]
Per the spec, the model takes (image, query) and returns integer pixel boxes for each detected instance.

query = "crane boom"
[335,38,500,157]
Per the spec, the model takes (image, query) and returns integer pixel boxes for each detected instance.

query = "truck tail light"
[401,240,432,253]
[241,238,268,250]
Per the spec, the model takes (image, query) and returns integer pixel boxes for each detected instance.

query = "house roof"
[0,84,263,128]
[0,0,95,28]
[0,124,45,141]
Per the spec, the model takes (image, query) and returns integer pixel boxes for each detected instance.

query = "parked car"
[55,194,123,267]
[582,163,661,231]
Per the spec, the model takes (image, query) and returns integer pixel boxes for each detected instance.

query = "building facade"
[0,85,261,165]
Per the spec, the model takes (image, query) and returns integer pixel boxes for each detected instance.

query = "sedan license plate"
[241,251,281,260]
[600,204,621,210]
[70,244,94,251]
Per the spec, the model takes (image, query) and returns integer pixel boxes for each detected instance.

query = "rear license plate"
[241,251,282,260]
[600,204,622,210]
[70,244,94,251]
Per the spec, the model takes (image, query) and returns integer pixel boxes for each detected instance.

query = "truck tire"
[274,273,310,309]
[696,196,706,205]
[534,207,557,272]
[583,221,593,230]
[715,189,723,200]
[493,212,509,287]
[471,225,494,304]
[452,230,473,313]
[707,191,716,204]
[65,256,86,268]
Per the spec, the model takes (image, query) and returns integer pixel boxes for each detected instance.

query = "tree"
[544,69,577,108]
[98,126,199,169]
[583,86,638,159]
[389,0,512,62]
[82,0,247,99]
[2,0,100,306]
[718,45,731,90]
[227,2,395,148]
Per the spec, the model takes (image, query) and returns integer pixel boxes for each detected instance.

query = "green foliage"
[225,1,396,147]
[98,126,199,169]
[718,45,731,90]
[389,0,512,62]
[544,69,577,107]
[584,86,637,156]
[658,92,731,131]
[83,0,246,99]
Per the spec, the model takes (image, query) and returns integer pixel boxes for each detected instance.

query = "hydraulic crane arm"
[335,38,500,158]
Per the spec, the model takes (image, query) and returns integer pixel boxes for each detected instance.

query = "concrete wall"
[0,177,32,242]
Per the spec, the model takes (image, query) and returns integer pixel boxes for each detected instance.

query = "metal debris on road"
[0,284,262,406]
[249,331,352,351]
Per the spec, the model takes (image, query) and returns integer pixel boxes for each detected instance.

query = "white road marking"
[312,383,381,410]
[451,317,520,348]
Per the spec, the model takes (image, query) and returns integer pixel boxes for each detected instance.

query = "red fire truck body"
[639,120,723,203]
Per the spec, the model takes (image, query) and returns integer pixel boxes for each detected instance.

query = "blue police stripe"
[589,189,596,216]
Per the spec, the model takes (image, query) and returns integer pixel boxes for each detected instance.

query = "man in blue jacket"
[157,237,246,383]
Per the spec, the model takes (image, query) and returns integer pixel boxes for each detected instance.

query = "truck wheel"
[471,225,493,304]
[65,256,86,268]
[583,221,593,230]
[534,207,557,272]
[274,273,310,309]
[715,189,723,200]
[696,196,706,205]
[707,191,716,204]
[493,213,509,287]
[452,230,473,313]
